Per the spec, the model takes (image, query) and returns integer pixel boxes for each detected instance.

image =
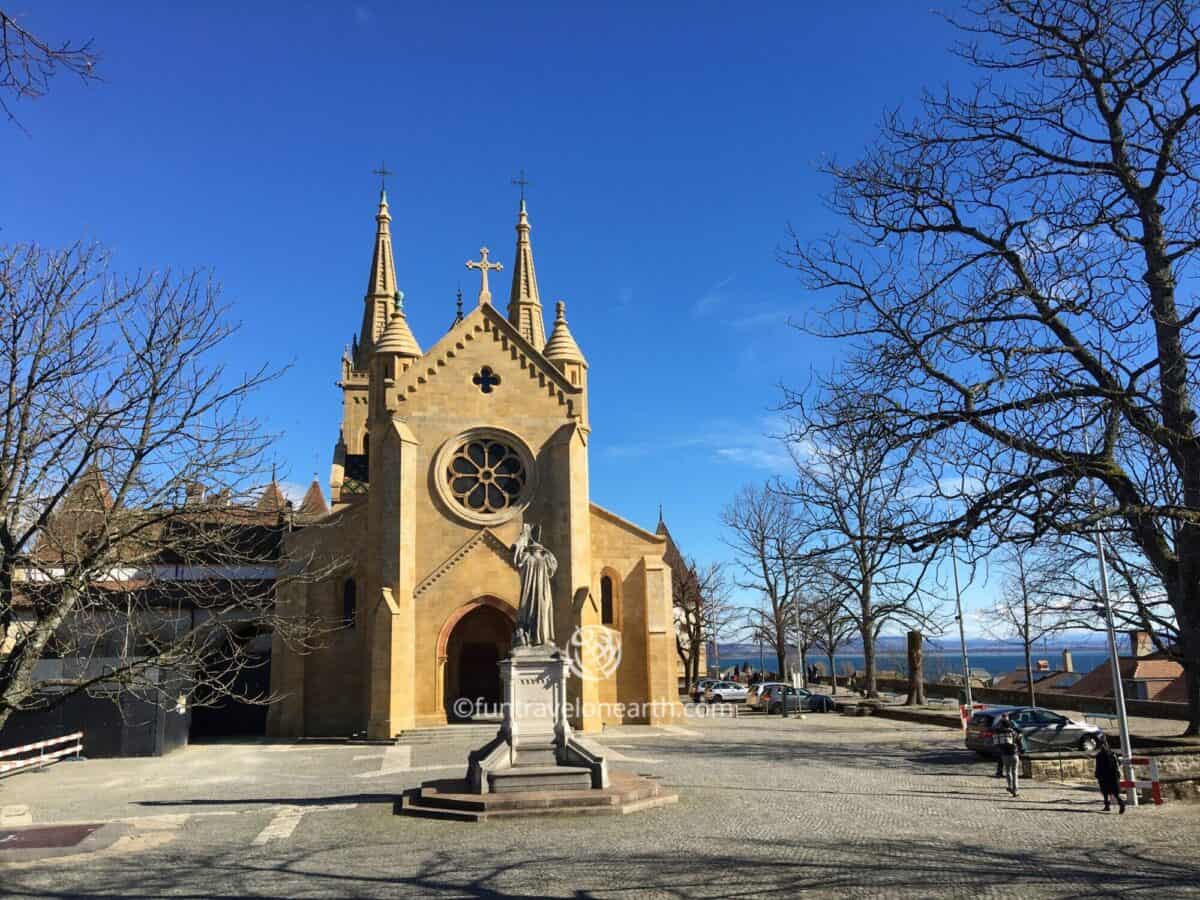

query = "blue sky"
[7,2,1004,630]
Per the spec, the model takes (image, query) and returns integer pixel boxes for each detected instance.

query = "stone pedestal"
[466,646,607,794]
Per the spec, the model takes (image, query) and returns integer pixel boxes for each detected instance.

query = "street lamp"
[1094,527,1138,809]
[951,545,974,709]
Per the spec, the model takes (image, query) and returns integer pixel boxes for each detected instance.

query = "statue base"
[465,645,608,794]
[398,646,681,820]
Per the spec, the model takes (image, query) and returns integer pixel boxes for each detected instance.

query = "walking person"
[1095,737,1126,814]
[993,713,1025,797]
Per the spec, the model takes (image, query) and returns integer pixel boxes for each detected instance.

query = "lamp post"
[951,546,974,709]
[1078,406,1137,808]
[1094,529,1138,809]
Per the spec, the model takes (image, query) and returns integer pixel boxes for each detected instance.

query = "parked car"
[964,705,1103,756]
[745,682,786,710]
[760,685,836,714]
[690,679,720,702]
[703,681,750,703]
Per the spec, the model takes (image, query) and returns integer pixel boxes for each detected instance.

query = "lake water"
[713,650,1111,681]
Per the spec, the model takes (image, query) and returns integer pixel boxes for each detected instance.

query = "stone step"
[397,773,675,822]
[511,747,558,767]
[396,725,498,744]
[488,765,593,793]
[415,785,621,813]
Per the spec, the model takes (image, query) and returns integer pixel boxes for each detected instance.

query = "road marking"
[352,753,384,761]
[251,803,358,846]
[354,745,412,778]
[252,806,305,845]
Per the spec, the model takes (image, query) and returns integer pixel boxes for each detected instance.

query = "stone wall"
[865,675,1189,721]
[1022,748,1200,782]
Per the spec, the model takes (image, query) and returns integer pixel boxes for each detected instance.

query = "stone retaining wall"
[1022,748,1200,782]
[864,676,1189,721]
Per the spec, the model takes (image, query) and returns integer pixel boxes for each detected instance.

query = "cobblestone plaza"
[2,712,1198,897]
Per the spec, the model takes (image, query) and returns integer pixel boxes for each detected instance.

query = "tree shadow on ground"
[2,831,1196,898]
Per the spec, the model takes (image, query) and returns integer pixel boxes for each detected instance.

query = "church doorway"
[442,601,512,722]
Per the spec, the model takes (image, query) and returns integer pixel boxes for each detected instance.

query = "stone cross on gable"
[466,246,503,305]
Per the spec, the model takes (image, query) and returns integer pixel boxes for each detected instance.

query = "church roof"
[257,480,288,513]
[589,503,666,544]
[298,478,330,518]
[543,301,586,366]
[391,301,581,415]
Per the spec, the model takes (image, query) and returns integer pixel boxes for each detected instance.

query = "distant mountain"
[717,632,1111,658]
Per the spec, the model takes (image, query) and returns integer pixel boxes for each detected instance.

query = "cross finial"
[512,168,531,203]
[372,161,393,192]
[465,246,504,305]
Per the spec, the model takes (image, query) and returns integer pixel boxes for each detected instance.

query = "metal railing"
[0,732,84,778]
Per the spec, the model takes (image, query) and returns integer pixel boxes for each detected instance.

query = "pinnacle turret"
[543,300,585,366]
[375,291,422,358]
[507,199,546,346]
[355,190,398,367]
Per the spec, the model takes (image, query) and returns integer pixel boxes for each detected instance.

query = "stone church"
[267,189,682,739]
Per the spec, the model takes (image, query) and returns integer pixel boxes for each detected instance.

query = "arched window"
[343,578,357,626]
[600,575,615,626]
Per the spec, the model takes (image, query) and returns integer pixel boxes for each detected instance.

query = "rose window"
[446,438,527,513]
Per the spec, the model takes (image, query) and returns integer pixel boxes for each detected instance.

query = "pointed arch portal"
[437,597,515,721]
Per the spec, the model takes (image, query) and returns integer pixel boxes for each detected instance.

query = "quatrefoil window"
[446,438,527,513]
[473,366,501,394]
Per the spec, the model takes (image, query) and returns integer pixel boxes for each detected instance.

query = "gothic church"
[267,189,682,738]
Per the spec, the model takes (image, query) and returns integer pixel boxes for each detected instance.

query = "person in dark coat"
[1095,737,1126,814]
[993,713,1025,797]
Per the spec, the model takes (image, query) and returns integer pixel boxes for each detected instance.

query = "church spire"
[506,198,546,347]
[356,188,397,368]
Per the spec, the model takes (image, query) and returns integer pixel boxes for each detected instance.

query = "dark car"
[964,705,1103,756]
[760,685,837,714]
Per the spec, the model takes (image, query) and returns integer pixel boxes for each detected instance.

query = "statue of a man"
[512,523,557,647]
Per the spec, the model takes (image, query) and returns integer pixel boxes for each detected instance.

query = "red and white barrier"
[1120,755,1163,806]
[0,732,83,778]
[960,703,988,733]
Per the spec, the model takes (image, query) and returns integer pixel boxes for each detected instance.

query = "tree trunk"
[861,627,877,698]
[905,630,925,706]
[828,652,838,694]
[1177,599,1200,736]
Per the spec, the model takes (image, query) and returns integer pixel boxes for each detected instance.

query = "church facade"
[267,190,682,738]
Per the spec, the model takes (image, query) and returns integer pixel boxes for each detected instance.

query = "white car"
[703,681,749,703]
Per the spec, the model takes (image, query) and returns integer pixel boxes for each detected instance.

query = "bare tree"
[0,10,98,127]
[781,395,943,698]
[786,0,1200,733]
[673,556,736,689]
[811,589,855,694]
[722,484,801,676]
[986,545,1071,708]
[0,242,332,732]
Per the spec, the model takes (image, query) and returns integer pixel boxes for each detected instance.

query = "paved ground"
[1,709,1198,898]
